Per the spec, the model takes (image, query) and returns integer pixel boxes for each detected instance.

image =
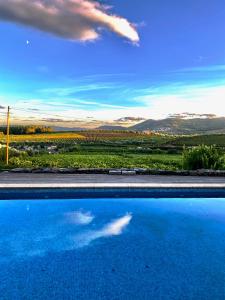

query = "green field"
[1,130,225,170]
[10,153,182,170]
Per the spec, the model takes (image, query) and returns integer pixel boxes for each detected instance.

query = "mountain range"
[98,117,225,135]
[53,117,225,135]
[130,117,225,134]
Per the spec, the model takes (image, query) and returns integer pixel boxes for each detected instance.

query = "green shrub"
[0,146,27,163]
[9,157,34,168]
[182,145,224,170]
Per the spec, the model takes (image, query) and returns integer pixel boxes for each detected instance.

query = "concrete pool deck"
[0,173,225,188]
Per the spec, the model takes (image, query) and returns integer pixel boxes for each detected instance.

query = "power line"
[6,106,10,165]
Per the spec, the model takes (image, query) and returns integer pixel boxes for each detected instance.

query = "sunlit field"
[0,130,173,143]
[0,132,85,143]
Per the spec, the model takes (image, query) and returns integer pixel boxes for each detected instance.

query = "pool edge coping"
[1,183,225,189]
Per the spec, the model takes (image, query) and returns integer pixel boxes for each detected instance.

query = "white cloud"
[0,0,139,43]
[179,64,225,73]
[45,83,225,121]
[136,84,225,119]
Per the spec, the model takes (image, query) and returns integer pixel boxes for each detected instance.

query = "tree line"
[0,126,53,135]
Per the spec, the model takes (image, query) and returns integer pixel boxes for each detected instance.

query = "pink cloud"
[0,0,139,43]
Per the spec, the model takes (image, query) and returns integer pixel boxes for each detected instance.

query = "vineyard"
[1,130,225,170]
[9,153,182,170]
[0,132,85,143]
[0,130,174,145]
[1,130,225,145]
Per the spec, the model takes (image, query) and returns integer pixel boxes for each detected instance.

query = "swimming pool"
[1,195,225,299]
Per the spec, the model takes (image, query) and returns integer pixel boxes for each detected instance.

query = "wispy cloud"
[39,83,115,97]
[178,64,225,73]
[17,94,129,111]
[0,0,139,43]
[6,75,225,126]
[74,99,127,109]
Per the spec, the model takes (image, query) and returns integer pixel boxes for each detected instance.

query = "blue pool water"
[1,198,225,299]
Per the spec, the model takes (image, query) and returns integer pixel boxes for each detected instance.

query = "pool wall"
[1,187,225,200]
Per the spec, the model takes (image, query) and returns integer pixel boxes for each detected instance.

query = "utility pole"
[6,106,10,165]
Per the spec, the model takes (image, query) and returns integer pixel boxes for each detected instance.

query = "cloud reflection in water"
[74,213,132,247]
[0,210,132,260]
[64,211,94,225]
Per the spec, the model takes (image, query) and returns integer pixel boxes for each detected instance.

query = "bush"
[0,146,27,163]
[183,145,224,170]
[9,157,34,168]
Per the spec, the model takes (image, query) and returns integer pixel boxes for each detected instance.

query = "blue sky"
[1,0,225,127]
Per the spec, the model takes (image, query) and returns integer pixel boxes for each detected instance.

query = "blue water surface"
[1,197,225,299]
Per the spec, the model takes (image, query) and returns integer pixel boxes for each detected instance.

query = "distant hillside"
[97,125,127,131]
[171,134,225,147]
[130,117,225,134]
[51,117,225,135]
[52,126,85,132]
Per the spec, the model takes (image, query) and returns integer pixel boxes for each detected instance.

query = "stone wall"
[2,167,225,176]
